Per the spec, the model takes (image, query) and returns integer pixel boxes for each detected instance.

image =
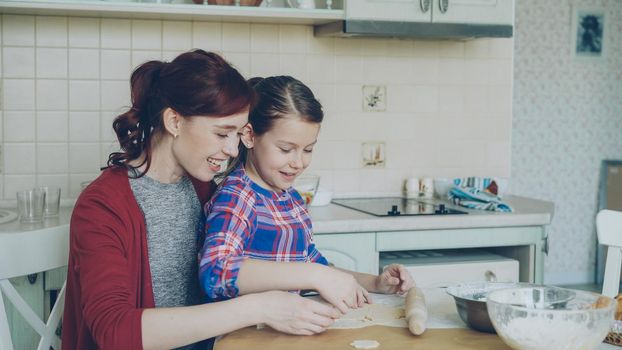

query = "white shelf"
[0,1,344,24]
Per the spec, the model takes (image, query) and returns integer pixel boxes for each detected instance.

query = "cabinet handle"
[27,273,37,284]
[438,0,449,13]
[542,235,549,255]
[420,0,431,13]
[484,270,497,282]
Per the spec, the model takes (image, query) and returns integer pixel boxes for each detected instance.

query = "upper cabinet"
[345,0,513,25]
[0,0,344,25]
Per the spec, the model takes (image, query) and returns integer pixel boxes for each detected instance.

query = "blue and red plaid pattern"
[198,164,328,301]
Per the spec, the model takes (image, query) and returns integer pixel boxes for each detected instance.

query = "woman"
[62,50,339,350]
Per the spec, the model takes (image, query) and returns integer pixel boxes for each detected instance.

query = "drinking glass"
[40,186,61,217]
[16,189,46,223]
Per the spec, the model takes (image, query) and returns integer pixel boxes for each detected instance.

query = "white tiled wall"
[0,14,513,200]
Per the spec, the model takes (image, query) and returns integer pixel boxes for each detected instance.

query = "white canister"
[404,177,420,198]
[420,177,434,199]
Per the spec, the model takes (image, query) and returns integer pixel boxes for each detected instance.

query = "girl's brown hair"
[237,76,323,164]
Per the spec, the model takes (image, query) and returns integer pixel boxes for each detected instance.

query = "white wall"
[512,0,622,284]
[0,14,514,199]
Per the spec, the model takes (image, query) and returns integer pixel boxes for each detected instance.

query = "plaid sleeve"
[303,221,328,266]
[308,241,329,266]
[199,185,256,301]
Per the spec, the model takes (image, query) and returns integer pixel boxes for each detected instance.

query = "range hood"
[314,20,513,40]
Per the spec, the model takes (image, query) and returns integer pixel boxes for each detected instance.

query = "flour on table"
[350,340,380,349]
[308,293,408,329]
[333,302,406,328]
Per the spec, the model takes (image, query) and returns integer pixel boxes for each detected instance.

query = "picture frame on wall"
[571,6,606,59]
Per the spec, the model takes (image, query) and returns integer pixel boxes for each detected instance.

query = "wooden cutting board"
[215,325,511,350]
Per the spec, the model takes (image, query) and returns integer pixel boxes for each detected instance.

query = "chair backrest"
[596,209,622,297]
[0,225,69,350]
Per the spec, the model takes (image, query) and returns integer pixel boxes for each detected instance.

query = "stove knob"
[387,205,401,216]
[435,204,447,214]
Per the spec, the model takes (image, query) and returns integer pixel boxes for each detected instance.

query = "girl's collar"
[236,164,292,201]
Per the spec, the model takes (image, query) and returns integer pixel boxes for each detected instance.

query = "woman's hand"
[312,265,370,313]
[374,264,414,295]
[255,291,340,335]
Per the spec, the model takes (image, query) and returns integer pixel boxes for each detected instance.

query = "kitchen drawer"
[380,249,519,288]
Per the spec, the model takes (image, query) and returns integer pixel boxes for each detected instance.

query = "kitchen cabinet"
[379,249,520,287]
[315,225,545,284]
[314,232,377,274]
[0,0,344,24]
[346,0,514,25]
[309,196,552,285]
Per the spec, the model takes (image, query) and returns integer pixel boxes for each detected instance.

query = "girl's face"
[173,110,249,182]
[246,117,320,192]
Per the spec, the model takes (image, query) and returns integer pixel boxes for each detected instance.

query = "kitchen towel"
[449,178,513,212]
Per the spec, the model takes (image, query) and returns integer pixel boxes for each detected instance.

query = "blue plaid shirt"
[199,164,328,301]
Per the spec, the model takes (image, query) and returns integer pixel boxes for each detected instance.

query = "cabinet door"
[314,233,377,274]
[346,0,431,22]
[432,0,513,25]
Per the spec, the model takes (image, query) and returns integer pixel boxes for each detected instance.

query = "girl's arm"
[337,264,414,295]
[141,290,340,350]
[236,259,368,313]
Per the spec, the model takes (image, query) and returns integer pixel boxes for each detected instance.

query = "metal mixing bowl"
[446,282,521,333]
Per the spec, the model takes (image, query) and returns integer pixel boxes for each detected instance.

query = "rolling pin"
[405,287,427,335]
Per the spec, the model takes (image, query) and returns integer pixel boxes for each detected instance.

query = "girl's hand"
[374,264,414,295]
[256,291,340,335]
[313,265,370,313]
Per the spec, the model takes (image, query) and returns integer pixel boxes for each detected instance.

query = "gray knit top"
[130,174,203,350]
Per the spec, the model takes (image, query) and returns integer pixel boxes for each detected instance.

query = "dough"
[350,340,380,349]
[332,302,406,329]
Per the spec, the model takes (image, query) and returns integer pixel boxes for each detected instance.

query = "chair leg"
[37,282,65,350]
[602,246,622,298]
[0,288,16,350]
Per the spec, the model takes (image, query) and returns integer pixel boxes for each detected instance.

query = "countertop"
[309,195,555,234]
[0,206,72,234]
[0,207,72,279]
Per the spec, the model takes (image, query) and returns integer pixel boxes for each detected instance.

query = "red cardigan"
[62,167,214,350]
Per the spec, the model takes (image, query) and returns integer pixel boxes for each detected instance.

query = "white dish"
[311,189,332,206]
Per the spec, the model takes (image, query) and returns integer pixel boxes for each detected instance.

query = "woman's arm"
[141,291,340,350]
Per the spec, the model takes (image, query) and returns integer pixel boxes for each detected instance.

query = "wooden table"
[216,325,510,350]
[215,289,511,350]
[215,288,620,350]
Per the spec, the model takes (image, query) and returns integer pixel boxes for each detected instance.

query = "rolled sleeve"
[199,189,256,301]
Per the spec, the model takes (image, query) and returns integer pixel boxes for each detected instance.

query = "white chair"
[0,224,69,350]
[596,209,622,298]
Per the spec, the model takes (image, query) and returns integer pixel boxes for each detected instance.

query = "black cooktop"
[332,197,468,217]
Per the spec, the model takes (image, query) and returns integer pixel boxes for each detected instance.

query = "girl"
[199,76,413,314]
[63,53,339,350]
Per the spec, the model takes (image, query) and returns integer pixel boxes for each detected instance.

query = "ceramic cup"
[420,177,434,199]
[404,177,420,198]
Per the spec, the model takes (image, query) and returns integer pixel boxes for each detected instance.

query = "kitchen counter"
[309,195,554,234]
[0,207,72,279]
